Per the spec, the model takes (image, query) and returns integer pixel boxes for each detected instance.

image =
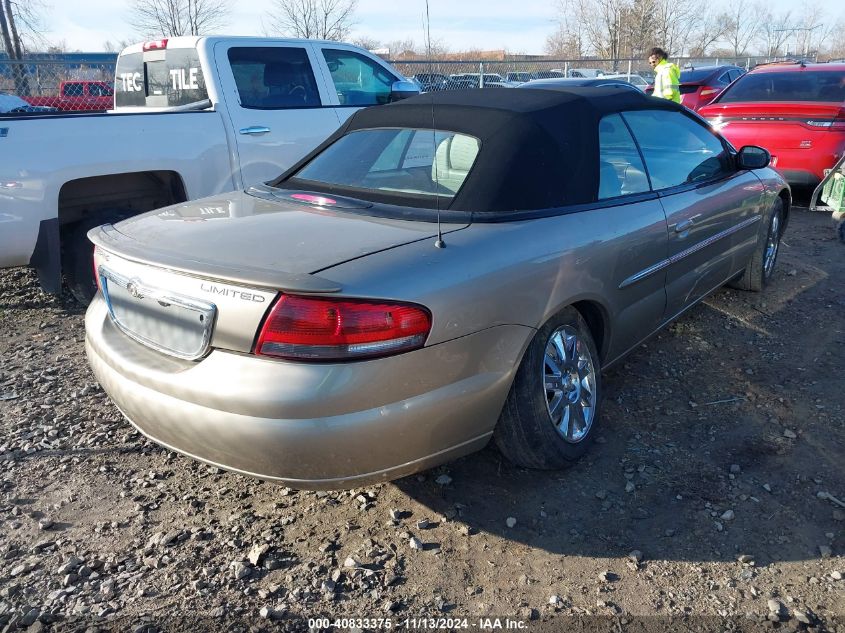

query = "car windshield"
[719,70,845,103]
[291,128,481,201]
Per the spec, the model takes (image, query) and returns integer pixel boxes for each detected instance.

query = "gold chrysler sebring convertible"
[85,88,790,489]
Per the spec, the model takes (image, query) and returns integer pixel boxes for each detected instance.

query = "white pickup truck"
[0,36,417,301]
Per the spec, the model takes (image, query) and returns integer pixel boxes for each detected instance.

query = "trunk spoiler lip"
[87,223,342,294]
[810,153,845,214]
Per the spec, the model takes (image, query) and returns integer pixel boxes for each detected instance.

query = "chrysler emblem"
[127,280,144,300]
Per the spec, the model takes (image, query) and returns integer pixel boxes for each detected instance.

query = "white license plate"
[100,267,216,360]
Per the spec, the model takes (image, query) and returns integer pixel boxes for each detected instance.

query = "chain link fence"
[0,56,117,112]
[387,55,817,89]
[0,53,815,112]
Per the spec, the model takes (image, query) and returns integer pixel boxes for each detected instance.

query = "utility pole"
[774,24,822,58]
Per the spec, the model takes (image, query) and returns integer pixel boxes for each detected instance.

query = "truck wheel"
[730,198,783,292]
[63,211,129,304]
[494,306,602,470]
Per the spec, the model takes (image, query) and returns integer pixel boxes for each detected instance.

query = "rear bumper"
[85,295,532,489]
[717,127,845,185]
[779,169,821,187]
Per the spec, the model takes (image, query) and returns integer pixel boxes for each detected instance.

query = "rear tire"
[63,211,130,304]
[730,198,783,292]
[494,306,602,470]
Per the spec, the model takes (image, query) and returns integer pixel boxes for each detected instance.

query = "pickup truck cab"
[25,80,114,112]
[0,36,417,301]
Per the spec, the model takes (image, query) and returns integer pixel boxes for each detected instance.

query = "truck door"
[213,41,342,188]
[311,44,406,126]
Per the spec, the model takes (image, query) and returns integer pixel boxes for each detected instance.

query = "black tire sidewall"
[497,306,602,469]
[761,200,784,288]
[63,211,130,304]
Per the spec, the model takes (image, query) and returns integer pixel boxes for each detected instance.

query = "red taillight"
[255,294,432,361]
[832,109,845,131]
[93,246,102,294]
[143,39,168,52]
[803,119,845,131]
[699,87,720,97]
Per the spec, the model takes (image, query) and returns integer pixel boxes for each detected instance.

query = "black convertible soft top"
[272,87,685,212]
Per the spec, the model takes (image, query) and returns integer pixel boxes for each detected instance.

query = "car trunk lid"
[91,189,461,288]
[90,189,465,357]
[701,102,845,149]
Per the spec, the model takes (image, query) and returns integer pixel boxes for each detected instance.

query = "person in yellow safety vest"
[648,47,681,103]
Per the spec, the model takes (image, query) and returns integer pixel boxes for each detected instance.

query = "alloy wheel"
[763,211,781,279]
[543,326,597,443]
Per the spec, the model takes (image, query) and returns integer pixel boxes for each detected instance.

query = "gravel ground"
[0,207,843,633]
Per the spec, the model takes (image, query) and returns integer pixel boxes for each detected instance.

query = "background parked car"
[532,70,566,80]
[699,61,845,186]
[506,71,533,84]
[645,65,745,110]
[449,73,512,88]
[567,68,607,78]
[24,80,114,112]
[0,92,57,114]
[412,72,450,92]
[601,73,649,91]
[520,77,642,92]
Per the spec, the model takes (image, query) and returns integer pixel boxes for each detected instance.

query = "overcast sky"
[43,0,843,55]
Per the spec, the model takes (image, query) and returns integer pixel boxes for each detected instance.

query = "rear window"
[679,68,720,83]
[290,128,480,201]
[115,49,208,108]
[719,70,845,103]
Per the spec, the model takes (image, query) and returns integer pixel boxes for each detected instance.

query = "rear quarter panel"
[320,200,670,365]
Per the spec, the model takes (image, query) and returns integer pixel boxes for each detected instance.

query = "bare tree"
[103,39,134,53]
[548,0,731,61]
[686,10,730,57]
[384,38,416,58]
[0,0,45,94]
[351,35,380,51]
[545,0,587,58]
[722,0,763,56]
[266,0,358,41]
[790,3,829,58]
[623,0,656,59]
[757,9,793,57]
[825,16,845,59]
[129,0,230,38]
[646,0,713,58]
[545,24,586,58]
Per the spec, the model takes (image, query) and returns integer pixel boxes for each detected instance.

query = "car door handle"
[239,126,271,136]
[674,219,695,233]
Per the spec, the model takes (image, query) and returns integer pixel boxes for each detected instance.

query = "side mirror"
[389,80,420,102]
[737,145,771,170]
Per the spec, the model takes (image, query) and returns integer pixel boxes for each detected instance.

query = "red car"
[646,65,745,111]
[24,80,114,112]
[699,62,845,186]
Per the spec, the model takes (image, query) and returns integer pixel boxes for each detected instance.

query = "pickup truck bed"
[0,108,232,277]
[0,35,416,301]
